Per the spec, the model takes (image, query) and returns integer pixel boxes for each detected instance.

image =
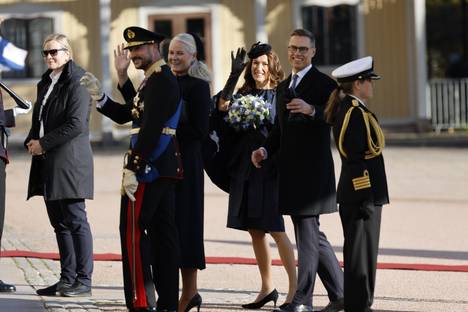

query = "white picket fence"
[427,78,468,131]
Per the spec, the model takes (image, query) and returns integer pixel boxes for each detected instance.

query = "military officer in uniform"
[325,56,389,312]
[80,26,182,312]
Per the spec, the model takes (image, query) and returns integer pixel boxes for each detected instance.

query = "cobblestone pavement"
[1,146,468,311]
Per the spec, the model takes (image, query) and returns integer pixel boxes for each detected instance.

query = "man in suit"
[81,26,182,312]
[252,29,344,312]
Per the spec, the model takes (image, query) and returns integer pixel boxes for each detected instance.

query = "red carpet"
[2,250,468,273]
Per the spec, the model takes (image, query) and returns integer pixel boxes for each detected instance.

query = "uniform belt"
[130,127,176,136]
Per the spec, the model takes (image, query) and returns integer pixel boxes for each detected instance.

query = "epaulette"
[144,59,165,77]
[338,98,385,159]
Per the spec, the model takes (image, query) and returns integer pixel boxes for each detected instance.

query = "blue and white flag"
[0,36,27,71]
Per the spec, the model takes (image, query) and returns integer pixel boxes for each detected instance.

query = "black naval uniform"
[332,95,389,312]
[97,59,182,311]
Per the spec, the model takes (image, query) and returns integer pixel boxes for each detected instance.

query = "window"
[301,4,357,66]
[149,12,212,68]
[426,0,468,78]
[1,17,53,79]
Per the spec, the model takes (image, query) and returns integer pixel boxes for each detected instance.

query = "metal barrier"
[428,78,468,131]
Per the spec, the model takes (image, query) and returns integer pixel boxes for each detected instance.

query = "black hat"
[331,56,381,83]
[123,26,166,49]
[247,42,272,59]
[188,32,206,61]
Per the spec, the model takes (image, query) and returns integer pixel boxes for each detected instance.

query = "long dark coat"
[205,89,284,231]
[263,66,337,216]
[25,60,93,200]
[174,75,210,269]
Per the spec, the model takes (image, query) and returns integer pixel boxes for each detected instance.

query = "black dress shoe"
[242,289,278,309]
[60,281,91,297]
[184,293,202,312]
[278,303,291,310]
[320,298,344,312]
[0,280,16,292]
[273,303,314,312]
[36,280,72,296]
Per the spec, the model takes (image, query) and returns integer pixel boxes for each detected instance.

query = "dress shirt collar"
[289,64,312,89]
[348,94,366,107]
[49,70,63,83]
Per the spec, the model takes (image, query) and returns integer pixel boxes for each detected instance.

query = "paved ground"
[1,146,468,312]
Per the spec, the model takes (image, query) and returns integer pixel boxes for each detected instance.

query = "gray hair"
[171,33,211,82]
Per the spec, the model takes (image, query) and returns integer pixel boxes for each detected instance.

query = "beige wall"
[363,0,412,121]
[266,0,294,74]
[0,0,420,140]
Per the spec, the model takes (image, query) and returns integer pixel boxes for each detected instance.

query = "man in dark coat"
[252,29,344,312]
[81,26,182,312]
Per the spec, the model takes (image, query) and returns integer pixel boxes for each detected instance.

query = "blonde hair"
[43,33,73,59]
[171,33,211,82]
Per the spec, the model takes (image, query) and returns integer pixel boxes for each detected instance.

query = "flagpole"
[0,81,31,109]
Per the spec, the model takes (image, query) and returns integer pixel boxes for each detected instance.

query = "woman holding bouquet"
[212,42,297,309]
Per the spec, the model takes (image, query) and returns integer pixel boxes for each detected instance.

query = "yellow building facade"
[0,0,428,140]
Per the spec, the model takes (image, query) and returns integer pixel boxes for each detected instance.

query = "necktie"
[290,74,299,91]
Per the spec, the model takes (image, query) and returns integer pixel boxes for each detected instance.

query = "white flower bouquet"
[224,94,272,131]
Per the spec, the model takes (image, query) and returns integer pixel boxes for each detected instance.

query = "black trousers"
[339,203,382,312]
[291,216,344,307]
[120,178,179,311]
[45,198,93,286]
[0,159,5,252]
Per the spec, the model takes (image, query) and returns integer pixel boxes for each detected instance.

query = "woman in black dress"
[168,32,211,312]
[214,43,297,309]
[325,56,389,312]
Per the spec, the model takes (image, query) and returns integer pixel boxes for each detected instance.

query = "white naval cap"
[331,56,381,83]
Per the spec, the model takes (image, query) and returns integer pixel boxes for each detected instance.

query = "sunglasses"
[41,48,67,57]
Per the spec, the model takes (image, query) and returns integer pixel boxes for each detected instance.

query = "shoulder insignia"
[145,59,165,77]
[351,99,359,107]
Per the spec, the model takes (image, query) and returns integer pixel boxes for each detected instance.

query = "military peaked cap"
[247,42,272,59]
[123,26,166,49]
[331,56,381,83]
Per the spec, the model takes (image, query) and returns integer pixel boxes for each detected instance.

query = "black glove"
[220,48,247,101]
[359,199,375,219]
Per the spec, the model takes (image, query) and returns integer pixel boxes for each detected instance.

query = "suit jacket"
[97,62,182,180]
[332,95,389,206]
[25,60,94,200]
[263,65,338,216]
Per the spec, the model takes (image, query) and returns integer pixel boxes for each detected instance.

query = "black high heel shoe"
[241,289,278,309]
[184,293,202,312]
